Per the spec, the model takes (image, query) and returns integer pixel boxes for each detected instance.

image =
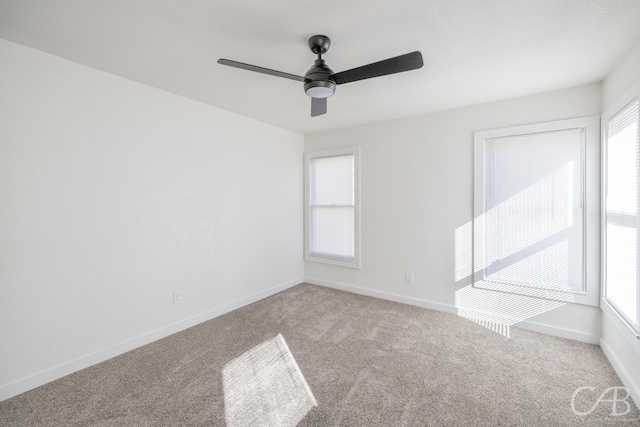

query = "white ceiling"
[1,1,640,134]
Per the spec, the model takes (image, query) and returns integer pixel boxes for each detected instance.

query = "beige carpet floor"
[1,283,639,426]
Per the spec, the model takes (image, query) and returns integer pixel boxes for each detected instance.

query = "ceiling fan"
[218,35,423,117]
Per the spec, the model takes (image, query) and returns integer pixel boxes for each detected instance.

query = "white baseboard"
[0,277,303,402]
[304,276,456,315]
[600,337,640,410]
[514,319,600,345]
[304,276,600,344]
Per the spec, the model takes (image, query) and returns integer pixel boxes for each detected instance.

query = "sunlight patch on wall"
[222,334,317,427]
[455,221,473,282]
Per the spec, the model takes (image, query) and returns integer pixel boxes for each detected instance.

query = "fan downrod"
[308,35,331,55]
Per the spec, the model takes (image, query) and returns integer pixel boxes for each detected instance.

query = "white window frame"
[601,77,640,353]
[304,147,361,269]
[473,116,600,306]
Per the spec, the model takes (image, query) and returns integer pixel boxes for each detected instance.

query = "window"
[304,147,360,268]
[603,96,640,337]
[474,117,599,305]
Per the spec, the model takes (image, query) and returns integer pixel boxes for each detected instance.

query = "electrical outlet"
[173,291,183,305]
[405,273,414,284]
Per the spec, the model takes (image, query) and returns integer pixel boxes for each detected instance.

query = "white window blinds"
[474,116,599,306]
[483,129,584,293]
[307,152,357,262]
[605,97,640,334]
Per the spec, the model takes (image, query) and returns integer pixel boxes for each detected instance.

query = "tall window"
[474,117,599,305]
[304,147,360,268]
[603,97,640,336]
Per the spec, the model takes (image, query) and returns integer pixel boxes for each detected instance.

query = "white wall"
[0,39,303,399]
[602,35,640,109]
[305,83,603,342]
[600,35,640,408]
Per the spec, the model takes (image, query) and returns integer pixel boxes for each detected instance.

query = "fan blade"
[331,51,423,85]
[311,97,327,117]
[217,59,305,82]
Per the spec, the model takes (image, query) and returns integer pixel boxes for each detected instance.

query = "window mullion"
[310,204,355,208]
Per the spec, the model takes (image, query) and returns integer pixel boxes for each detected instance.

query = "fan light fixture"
[305,81,335,98]
[305,86,333,98]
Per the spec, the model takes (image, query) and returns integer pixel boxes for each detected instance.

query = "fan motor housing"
[308,35,331,55]
[304,59,336,98]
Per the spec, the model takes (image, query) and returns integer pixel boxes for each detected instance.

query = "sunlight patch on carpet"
[459,314,511,337]
[222,333,317,427]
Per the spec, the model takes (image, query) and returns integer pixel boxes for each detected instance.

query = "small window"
[474,117,600,305]
[304,147,360,268]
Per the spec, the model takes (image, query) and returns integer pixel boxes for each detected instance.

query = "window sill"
[305,253,360,269]
[601,299,640,356]
[472,278,598,306]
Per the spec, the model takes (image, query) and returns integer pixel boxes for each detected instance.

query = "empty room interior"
[2,1,640,425]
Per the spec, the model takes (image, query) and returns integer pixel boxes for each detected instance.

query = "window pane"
[606,221,638,328]
[484,129,584,292]
[310,207,354,258]
[605,98,639,330]
[607,101,639,214]
[311,155,354,206]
